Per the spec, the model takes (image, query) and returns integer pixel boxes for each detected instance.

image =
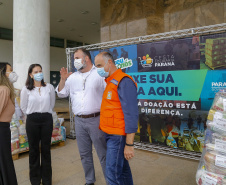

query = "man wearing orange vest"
[95,52,138,185]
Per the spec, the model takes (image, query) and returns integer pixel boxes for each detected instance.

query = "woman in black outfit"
[20,64,55,185]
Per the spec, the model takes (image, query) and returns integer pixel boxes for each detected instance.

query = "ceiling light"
[0,2,3,5]
[81,11,89,14]
[91,22,97,25]
[57,19,64,22]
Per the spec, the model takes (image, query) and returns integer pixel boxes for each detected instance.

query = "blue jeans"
[105,134,133,185]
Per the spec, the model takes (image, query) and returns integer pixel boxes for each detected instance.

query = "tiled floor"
[14,139,199,185]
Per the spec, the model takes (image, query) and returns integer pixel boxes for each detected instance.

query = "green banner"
[129,69,208,101]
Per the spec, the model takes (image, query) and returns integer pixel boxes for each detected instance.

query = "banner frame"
[65,23,226,159]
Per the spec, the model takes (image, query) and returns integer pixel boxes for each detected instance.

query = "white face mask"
[7,71,18,83]
[74,59,83,71]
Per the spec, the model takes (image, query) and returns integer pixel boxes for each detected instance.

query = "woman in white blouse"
[20,64,55,185]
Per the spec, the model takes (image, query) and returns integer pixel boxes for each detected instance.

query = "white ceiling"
[0,0,100,44]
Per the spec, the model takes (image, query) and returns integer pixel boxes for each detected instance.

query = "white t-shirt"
[56,66,106,115]
[20,83,55,115]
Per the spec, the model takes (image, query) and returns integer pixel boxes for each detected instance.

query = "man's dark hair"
[102,52,115,64]
[74,48,91,60]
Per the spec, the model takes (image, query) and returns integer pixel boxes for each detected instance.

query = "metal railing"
[66,23,226,53]
[134,142,201,160]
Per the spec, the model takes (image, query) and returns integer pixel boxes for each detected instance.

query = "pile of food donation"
[196,90,226,185]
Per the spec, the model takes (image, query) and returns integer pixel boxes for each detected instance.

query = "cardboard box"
[206,59,223,67]
[61,121,70,136]
[217,38,226,44]
[206,39,219,45]
[205,49,220,56]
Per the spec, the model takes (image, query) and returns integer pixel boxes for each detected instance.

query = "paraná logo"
[138,54,153,68]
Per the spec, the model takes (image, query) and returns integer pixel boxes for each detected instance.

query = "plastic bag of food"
[196,168,226,185]
[51,135,63,144]
[10,118,20,128]
[207,120,226,135]
[61,126,66,141]
[58,118,64,126]
[205,132,226,155]
[204,151,226,175]
[196,91,226,184]
[166,133,177,148]
[19,142,29,152]
[52,128,61,136]
[52,112,61,128]
[11,126,19,141]
[18,124,28,144]
[211,91,226,112]
[11,139,19,155]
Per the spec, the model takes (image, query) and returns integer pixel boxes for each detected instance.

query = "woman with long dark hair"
[0,62,18,185]
[20,64,55,185]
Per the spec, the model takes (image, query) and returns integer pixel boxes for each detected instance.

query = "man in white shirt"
[56,48,107,185]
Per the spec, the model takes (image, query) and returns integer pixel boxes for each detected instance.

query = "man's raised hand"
[60,67,72,81]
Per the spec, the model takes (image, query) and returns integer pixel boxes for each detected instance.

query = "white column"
[13,0,50,89]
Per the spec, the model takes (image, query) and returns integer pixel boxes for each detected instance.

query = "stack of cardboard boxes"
[205,38,226,69]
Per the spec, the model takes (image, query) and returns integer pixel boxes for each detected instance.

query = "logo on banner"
[139,54,176,68]
[154,55,175,67]
[138,54,153,68]
[115,57,133,69]
[212,82,226,91]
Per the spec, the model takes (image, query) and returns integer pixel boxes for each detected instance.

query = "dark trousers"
[105,134,133,185]
[26,113,53,185]
[0,122,18,185]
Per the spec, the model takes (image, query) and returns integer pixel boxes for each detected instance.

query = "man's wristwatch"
[125,143,134,146]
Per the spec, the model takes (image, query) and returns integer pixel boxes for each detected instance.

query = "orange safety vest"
[100,69,137,136]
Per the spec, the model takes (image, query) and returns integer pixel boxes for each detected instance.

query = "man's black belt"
[76,112,100,119]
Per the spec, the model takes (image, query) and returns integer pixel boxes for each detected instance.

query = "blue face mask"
[97,66,109,78]
[33,73,44,81]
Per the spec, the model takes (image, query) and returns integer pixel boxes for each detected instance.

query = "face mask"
[7,71,18,83]
[97,63,109,78]
[33,73,44,82]
[74,59,83,71]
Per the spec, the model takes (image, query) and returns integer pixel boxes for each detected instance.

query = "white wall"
[0,39,67,71]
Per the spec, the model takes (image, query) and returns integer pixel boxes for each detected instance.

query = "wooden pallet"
[52,141,65,147]
[12,141,65,160]
[12,149,29,160]
[205,62,226,70]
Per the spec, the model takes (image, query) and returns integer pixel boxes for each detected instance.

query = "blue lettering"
[148,87,156,95]
[149,75,156,83]
[132,75,140,83]
[140,75,146,83]
[138,87,145,95]
[166,87,174,96]
[165,74,174,83]
[157,87,165,95]
[157,74,164,83]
